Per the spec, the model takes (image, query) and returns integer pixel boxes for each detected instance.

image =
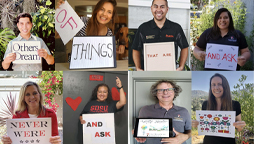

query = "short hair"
[16,13,32,24]
[15,81,45,116]
[151,0,168,7]
[150,80,182,100]
[90,83,113,103]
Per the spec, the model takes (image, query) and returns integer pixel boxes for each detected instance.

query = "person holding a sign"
[192,73,246,144]
[132,0,189,71]
[1,81,61,144]
[2,13,54,71]
[193,8,250,70]
[134,80,191,144]
[79,76,126,120]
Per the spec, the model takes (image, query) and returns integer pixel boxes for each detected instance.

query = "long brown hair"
[207,73,233,111]
[86,0,117,36]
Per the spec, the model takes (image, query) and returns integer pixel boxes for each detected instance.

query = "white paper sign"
[7,118,51,144]
[144,42,175,71]
[55,1,84,45]
[196,110,235,138]
[70,36,116,69]
[205,43,238,71]
[83,113,115,144]
[12,41,41,64]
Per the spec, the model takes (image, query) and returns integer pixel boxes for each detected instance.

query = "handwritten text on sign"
[83,113,115,144]
[196,110,235,138]
[70,36,116,69]
[144,42,175,71]
[55,1,84,45]
[12,41,41,64]
[7,118,51,144]
[205,43,239,71]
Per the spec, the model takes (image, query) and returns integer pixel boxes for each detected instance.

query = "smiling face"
[24,85,40,109]
[211,76,224,99]
[96,2,114,25]
[151,0,168,21]
[217,12,230,31]
[156,82,174,104]
[97,86,108,102]
[17,17,32,37]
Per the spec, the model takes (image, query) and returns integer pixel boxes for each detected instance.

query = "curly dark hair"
[150,80,182,100]
[90,83,113,103]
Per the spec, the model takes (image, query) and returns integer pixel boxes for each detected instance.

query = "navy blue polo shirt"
[138,103,191,144]
[132,19,189,69]
[196,28,248,70]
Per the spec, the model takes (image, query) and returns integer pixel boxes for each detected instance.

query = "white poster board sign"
[205,43,238,71]
[7,118,51,144]
[70,36,116,69]
[83,113,115,144]
[144,42,175,71]
[55,1,84,45]
[12,41,41,64]
[196,110,235,138]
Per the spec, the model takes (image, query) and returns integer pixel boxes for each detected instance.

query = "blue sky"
[192,71,254,92]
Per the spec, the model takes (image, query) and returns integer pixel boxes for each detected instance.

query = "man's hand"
[37,49,48,59]
[237,56,246,66]
[5,53,16,63]
[132,129,146,143]
[160,128,188,144]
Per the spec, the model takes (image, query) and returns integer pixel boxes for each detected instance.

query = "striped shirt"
[76,17,113,36]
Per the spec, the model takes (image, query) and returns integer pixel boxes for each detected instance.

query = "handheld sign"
[7,118,52,144]
[205,43,238,71]
[12,41,41,64]
[134,118,173,138]
[70,36,117,69]
[144,42,176,71]
[83,113,115,144]
[196,110,235,138]
[55,1,84,45]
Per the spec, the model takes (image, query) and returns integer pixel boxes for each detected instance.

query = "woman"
[193,8,250,70]
[1,81,61,144]
[192,73,246,144]
[79,76,126,123]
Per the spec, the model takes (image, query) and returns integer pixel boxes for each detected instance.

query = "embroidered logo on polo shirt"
[173,115,183,122]
[228,36,237,42]
[146,35,155,39]
[166,34,174,38]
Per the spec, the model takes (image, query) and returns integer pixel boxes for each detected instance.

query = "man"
[2,13,54,71]
[132,0,189,71]
[134,80,191,144]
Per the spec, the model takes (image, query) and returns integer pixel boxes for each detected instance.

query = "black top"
[132,19,189,69]
[196,28,248,70]
[201,100,241,144]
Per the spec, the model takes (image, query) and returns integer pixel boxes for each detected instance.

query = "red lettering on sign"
[56,9,78,30]
[92,122,97,127]
[56,9,67,23]
[24,131,30,137]
[60,17,77,30]
[40,130,45,136]
[147,54,158,58]
[19,122,26,128]
[163,53,171,57]
[34,121,40,128]
[105,132,111,137]
[95,132,100,137]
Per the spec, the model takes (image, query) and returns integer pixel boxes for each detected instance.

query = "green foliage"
[0,28,16,67]
[39,71,63,111]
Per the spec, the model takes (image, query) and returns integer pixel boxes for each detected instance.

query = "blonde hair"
[15,81,45,116]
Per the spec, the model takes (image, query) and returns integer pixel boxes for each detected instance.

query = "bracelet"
[117,85,123,89]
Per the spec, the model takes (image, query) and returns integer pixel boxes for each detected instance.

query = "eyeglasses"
[156,88,175,94]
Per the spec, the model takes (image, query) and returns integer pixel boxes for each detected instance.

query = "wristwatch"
[117,85,123,89]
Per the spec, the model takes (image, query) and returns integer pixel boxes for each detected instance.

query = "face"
[156,82,174,103]
[96,2,114,25]
[211,76,224,98]
[17,17,32,36]
[217,12,230,30]
[151,0,168,21]
[24,85,40,109]
[97,86,108,102]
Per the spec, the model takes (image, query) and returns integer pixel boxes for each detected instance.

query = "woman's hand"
[56,0,65,9]
[79,116,86,124]
[192,120,199,128]
[132,129,146,143]
[116,76,122,88]
[1,135,12,144]
[49,136,61,144]
[237,56,247,66]
[193,46,206,61]
[233,121,246,132]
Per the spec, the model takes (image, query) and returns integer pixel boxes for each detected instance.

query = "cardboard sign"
[83,113,115,144]
[196,110,235,138]
[205,43,239,71]
[144,42,176,71]
[70,36,116,69]
[12,41,41,64]
[55,1,84,45]
[7,118,51,144]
